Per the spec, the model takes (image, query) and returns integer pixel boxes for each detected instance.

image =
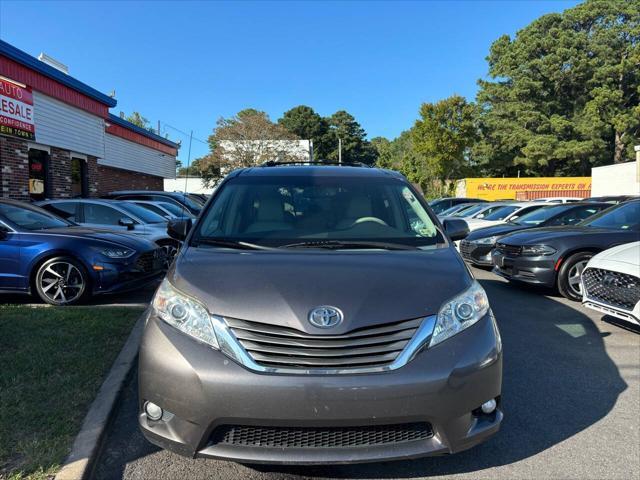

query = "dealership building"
[0,40,178,202]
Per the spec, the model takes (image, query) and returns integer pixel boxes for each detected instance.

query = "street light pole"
[338,137,342,165]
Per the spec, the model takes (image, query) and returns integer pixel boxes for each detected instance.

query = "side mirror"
[0,226,8,240]
[118,217,135,230]
[168,218,192,241]
[443,218,469,241]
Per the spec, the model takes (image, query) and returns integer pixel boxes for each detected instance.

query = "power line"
[161,123,209,145]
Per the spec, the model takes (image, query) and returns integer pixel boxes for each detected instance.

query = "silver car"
[37,198,181,260]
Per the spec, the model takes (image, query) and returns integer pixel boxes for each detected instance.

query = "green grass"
[0,306,143,480]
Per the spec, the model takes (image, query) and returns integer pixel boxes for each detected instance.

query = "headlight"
[474,235,499,245]
[152,279,219,349]
[521,244,556,256]
[430,281,490,347]
[101,247,135,258]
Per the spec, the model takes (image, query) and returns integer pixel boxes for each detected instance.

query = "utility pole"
[157,120,161,136]
[338,137,342,165]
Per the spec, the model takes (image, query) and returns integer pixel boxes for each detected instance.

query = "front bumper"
[459,240,494,266]
[93,249,166,294]
[138,312,503,464]
[491,250,557,287]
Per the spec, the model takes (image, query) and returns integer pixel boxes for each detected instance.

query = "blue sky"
[0,0,579,162]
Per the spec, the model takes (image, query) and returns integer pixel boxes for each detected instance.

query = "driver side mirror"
[168,218,192,241]
[443,218,469,241]
[118,217,135,230]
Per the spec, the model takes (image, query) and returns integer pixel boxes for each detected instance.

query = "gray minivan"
[138,164,503,464]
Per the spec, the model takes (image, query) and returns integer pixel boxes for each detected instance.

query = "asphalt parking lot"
[92,267,640,480]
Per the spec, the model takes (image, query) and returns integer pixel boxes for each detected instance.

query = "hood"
[41,226,157,250]
[466,223,528,241]
[592,241,640,266]
[498,226,615,246]
[170,246,472,334]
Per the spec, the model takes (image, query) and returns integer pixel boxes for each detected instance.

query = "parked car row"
[0,190,208,305]
[447,196,640,327]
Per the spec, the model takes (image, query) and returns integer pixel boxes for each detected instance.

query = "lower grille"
[583,268,640,311]
[225,317,422,369]
[135,249,165,272]
[210,423,433,449]
[460,240,474,258]
[495,243,521,256]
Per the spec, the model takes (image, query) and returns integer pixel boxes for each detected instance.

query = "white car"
[582,242,640,327]
[464,202,548,232]
[536,197,583,203]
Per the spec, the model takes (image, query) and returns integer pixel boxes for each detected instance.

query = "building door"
[28,148,49,201]
[71,157,88,197]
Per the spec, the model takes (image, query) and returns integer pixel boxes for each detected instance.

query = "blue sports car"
[0,199,166,305]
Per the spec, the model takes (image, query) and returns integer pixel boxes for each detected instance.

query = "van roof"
[233,165,405,179]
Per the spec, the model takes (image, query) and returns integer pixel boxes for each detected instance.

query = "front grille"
[460,240,474,258]
[583,268,640,311]
[210,423,433,449]
[225,317,422,369]
[495,243,521,256]
[135,249,165,272]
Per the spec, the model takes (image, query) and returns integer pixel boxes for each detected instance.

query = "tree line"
[186,0,638,196]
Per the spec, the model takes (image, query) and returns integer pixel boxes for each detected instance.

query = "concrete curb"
[55,311,147,480]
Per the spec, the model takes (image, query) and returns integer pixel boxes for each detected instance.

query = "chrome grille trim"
[583,267,640,312]
[209,313,438,375]
[225,317,423,369]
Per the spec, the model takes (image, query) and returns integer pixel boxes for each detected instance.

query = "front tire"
[557,252,593,301]
[34,256,90,306]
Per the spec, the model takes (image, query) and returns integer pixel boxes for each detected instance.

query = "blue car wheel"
[34,256,89,306]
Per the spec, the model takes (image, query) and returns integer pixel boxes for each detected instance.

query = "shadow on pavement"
[91,275,627,479]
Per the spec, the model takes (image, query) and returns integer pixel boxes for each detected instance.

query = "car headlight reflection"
[473,235,499,245]
[430,281,490,347]
[153,279,219,349]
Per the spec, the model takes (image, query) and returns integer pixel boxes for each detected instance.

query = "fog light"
[144,401,163,421]
[481,398,497,414]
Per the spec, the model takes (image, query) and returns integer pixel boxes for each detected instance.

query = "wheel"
[157,240,181,267]
[34,256,89,306]
[557,252,593,301]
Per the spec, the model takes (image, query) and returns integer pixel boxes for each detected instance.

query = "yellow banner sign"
[463,177,592,201]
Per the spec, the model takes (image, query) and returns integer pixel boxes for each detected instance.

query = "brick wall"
[1,138,164,200]
[0,136,29,201]
[49,147,72,198]
[97,164,164,194]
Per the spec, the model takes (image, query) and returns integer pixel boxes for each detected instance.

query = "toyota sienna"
[138,163,503,464]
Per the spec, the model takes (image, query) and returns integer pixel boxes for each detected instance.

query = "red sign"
[0,76,35,140]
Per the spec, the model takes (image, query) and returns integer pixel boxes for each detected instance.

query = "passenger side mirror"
[118,217,135,230]
[168,218,193,241]
[443,218,469,241]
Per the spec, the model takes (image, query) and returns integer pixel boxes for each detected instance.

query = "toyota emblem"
[308,306,343,328]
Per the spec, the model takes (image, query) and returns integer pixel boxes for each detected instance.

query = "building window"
[71,157,88,197]
[29,148,49,201]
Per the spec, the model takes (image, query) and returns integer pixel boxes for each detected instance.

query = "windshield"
[160,202,192,217]
[580,202,640,230]
[176,194,203,212]
[193,176,444,248]
[512,205,567,225]
[0,203,71,230]
[482,205,520,221]
[121,202,167,223]
[452,204,484,217]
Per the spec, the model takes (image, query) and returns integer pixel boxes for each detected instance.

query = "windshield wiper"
[192,238,273,250]
[279,240,420,251]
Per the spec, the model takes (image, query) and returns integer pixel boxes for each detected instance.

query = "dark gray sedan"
[492,200,640,301]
